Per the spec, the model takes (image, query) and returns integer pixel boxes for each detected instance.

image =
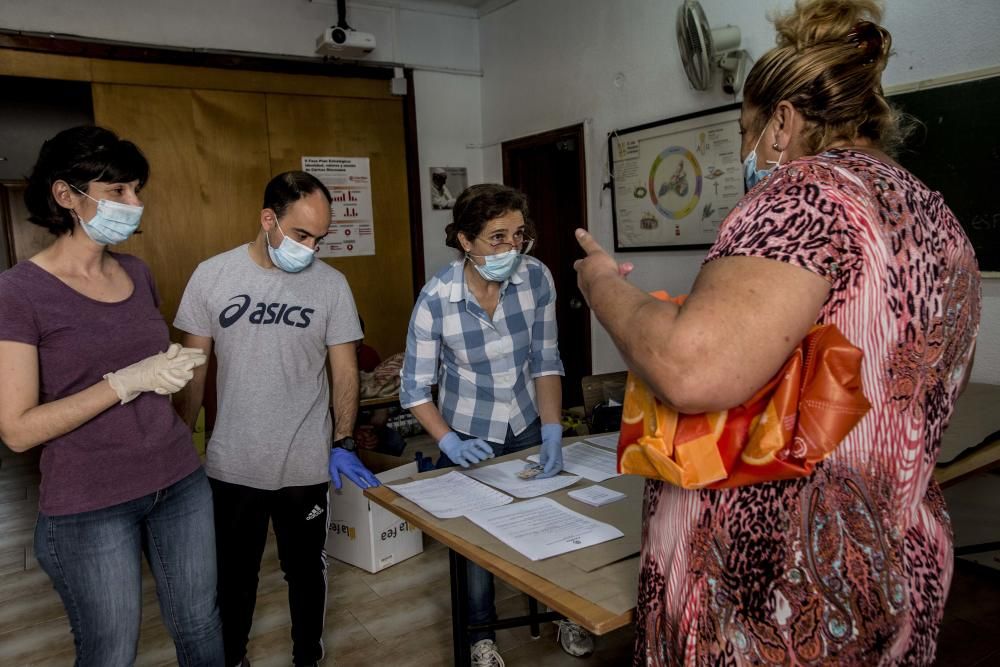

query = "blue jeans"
[35,467,224,667]
[437,419,542,645]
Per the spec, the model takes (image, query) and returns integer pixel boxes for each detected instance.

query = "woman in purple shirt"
[0,127,224,666]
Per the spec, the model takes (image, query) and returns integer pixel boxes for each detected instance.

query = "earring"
[772,142,781,150]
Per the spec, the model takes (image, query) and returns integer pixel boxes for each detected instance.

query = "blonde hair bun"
[774,0,882,49]
[744,0,910,154]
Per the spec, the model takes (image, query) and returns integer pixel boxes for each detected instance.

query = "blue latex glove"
[439,431,494,468]
[534,423,564,479]
[329,448,381,490]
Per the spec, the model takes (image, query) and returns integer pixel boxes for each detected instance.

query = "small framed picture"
[429,166,467,210]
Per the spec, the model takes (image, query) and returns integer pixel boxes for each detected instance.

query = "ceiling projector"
[316,26,376,58]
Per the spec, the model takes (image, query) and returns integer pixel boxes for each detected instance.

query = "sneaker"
[556,620,595,657]
[471,638,505,667]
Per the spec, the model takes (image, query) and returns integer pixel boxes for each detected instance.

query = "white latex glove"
[104,343,207,404]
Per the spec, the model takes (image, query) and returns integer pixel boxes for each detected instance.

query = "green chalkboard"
[889,75,1000,272]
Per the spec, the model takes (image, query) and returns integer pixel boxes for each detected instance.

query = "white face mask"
[466,247,522,282]
[71,185,144,245]
[742,121,784,192]
[266,220,316,273]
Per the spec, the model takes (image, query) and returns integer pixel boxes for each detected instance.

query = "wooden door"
[266,94,413,358]
[503,124,591,408]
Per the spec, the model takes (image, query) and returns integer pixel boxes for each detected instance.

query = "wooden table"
[359,393,400,410]
[934,382,1000,488]
[933,382,1000,559]
[365,440,637,667]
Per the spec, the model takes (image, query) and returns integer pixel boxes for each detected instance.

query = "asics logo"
[218,294,315,329]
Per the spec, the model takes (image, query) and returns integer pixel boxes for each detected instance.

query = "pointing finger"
[574,228,605,256]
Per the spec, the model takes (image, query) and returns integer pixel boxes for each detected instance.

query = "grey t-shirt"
[174,245,362,489]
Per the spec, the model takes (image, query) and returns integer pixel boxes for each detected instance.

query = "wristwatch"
[333,436,357,453]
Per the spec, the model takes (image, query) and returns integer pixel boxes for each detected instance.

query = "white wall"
[413,70,485,280]
[0,0,482,72]
[479,0,1000,382]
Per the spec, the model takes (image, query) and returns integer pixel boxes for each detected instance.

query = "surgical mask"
[468,248,522,282]
[743,123,784,191]
[267,220,315,273]
[71,185,143,245]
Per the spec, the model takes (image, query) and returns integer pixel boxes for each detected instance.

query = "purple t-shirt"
[0,254,200,515]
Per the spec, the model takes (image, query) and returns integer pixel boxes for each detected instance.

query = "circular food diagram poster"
[649,146,701,220]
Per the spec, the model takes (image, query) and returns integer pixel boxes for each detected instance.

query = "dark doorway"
[502,123,591,409]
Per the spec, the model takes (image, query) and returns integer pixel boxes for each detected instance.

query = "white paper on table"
[463,459,581,498]
[388,471,513,519]
[568,485,626,507]
[528,442,621,482]
[465,497,624,561]
[583,432,620,451]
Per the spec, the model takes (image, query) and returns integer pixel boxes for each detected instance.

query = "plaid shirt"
[400,256,564,444]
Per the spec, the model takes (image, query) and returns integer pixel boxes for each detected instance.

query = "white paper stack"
[465,497,624,561]
[388,471,513,519]
[528,442,620,482]
[567,485,626,507]
[583,432,620,451]
[464,459,581,498]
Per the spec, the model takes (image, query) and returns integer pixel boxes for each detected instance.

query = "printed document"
[583,432,621,450]
[528,442,621,482]
[466,497,624,561]
[568,485,626,507]
[464,460,581,498]
[388,471,512,519]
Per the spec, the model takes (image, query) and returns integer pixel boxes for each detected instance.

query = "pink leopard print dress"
[634,149,981,666]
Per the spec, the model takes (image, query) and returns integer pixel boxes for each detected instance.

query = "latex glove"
[438,431,494,468]
[534,423,564,479]
[104,343,207,405]
[329,447,381,491]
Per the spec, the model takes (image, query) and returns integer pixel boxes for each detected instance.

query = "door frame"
[501,122,593,400]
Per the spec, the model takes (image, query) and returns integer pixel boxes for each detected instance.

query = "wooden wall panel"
[92,84,271,325]
[190,89,273,259]
[93,84,204,325]
[0,48,392,100]
[266,94,413,358]
[0,49,92,82]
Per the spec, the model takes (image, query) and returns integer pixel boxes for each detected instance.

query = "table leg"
[528,597,540,638]
[450,548,471,667]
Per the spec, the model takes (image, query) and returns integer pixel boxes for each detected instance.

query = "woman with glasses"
[401,183,593,665]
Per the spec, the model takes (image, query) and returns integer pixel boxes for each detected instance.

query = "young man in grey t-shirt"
[175,171,379,667]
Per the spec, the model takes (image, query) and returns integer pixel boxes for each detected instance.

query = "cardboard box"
[327,462,423,573]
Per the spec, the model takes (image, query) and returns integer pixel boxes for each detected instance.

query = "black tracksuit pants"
[209,478,329,666]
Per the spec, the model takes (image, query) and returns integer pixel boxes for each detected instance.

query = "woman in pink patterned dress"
[573,0,980,664]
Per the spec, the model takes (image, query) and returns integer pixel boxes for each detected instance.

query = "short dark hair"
[445,184,532,250]
[263,171,332,219]
[24,126,149,236]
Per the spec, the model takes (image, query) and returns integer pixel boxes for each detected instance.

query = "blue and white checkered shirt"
[400,256,564,444]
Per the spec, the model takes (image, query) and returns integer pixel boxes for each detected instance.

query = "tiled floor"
[2,472,998,665]
[0,532,634,666]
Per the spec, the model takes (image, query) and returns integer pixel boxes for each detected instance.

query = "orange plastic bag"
[617,292,871,489]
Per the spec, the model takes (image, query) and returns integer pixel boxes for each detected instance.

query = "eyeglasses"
[477,231,535,255]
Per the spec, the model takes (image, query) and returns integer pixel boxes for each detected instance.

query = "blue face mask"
[468,248,522,282]
[72,186,143,245]
[267,220,316,273]
[743,123,783,191]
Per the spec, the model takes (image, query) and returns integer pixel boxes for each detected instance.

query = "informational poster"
[609,104,743,250]
[301,156,375,258]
